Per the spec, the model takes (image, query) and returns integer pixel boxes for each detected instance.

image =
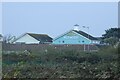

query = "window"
[62,41,64,43]
[59,41,61,43]
[82,41,84,43]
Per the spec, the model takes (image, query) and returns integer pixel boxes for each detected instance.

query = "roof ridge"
[27,33,48,35]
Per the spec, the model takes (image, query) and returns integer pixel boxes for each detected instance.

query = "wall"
[53,31,91,44]
[14,34,39,44]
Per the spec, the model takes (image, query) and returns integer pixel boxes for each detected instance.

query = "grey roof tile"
[73,30,98,40]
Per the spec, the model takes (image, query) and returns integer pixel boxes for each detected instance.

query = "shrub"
[2,45,119,78]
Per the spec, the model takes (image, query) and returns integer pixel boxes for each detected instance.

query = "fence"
[2,43,99,52]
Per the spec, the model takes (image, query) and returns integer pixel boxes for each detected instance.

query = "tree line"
[102,28,120,46]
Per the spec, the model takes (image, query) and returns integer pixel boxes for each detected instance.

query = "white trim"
[53,29,73,41]
[12,33,27,42]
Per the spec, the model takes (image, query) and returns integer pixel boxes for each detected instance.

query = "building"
[52,29,100,44]
[13,33,53,44]
[0,34,3,42]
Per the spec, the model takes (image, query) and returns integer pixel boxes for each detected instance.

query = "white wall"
[14,34,39,44]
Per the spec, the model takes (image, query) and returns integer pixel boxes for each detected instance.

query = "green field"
[2,45,120,79]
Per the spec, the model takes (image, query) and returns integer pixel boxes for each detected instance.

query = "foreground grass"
[2,45,120,79]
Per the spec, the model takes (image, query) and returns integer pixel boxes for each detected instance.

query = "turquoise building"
[52,29,100,45]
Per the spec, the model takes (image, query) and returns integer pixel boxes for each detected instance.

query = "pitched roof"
[13,33,53,43]
[53,29,98,41]
[73,30,98,40]
[27,33,53,42]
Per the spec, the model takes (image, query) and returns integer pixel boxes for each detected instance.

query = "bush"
[2,45,119,78]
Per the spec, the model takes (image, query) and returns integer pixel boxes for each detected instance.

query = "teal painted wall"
[53,31,92,44]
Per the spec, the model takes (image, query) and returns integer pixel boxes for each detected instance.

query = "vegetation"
[2,27,120,79]
[102,28,120,45]
[2,44,120,79]
[3,34,16,43]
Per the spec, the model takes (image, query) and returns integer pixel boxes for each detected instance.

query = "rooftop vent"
[73,24,80,31]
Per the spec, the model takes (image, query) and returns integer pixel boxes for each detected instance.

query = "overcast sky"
[1,2,118,38]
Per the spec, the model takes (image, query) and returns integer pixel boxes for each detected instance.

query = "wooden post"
[84,44,85,51]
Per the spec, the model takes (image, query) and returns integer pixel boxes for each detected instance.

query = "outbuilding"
[13,33,52,44]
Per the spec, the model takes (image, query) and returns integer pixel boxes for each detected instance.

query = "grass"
[2,45,120,79]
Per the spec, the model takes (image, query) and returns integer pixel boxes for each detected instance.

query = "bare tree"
[3,34,16,43]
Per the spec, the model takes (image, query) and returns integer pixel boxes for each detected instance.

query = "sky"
[0,3,2,35]
[1,0,119,2]
[1,2,118,38]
